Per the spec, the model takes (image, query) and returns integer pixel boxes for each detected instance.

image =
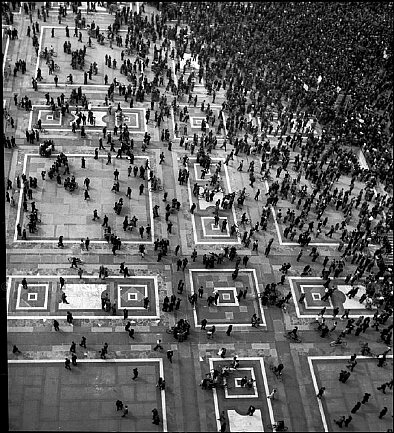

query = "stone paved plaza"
[3,1,393,432]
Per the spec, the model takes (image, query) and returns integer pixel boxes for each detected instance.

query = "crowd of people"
[5,1,394,431]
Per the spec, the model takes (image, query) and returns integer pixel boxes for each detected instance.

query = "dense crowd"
[161,2,393,190]
[153,1,393,313]
[3,1,393,430]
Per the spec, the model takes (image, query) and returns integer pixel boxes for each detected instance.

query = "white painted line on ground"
[223,162,241,243]
[6,275,160,319]
[14,153,154,244]
[38,83,113,88]
[221,111,227,137]
[186,171,199,246]
[8,356,167,430]
[15,283,49,310]
[260,358,276,430]
[307,357,328,432]
[209,357,273,431]
[2,32,10,75]
[189,269,266,327]
[159,357,168,432]
[35,26,44,78]
[186,157,241,245]
[8,357,168,363]
[224,367,258,398]
[170,106,175,137]
[307,355,394,433]
[288,276,376,318]
[209,357,223,433]
[189,270,199,327]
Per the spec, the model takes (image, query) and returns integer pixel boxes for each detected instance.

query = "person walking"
[334,416,346,428]
[167,350,174,363]
[344,415,352,427]
[66,311,73,324]
[226,325,233,336]
[378,407,388,419]
[377,383,387,393]
[207,325,216,339]
[53,319,60,331]
[267,388,277,400]
[246,405,256,416]
[350,402,361,414]
[121,405,129,418]
[152,408,161,425]
[65,357,71,370]
[361,392,371,404]
[132,368,138,380]
[79,336,87,348]
[346,360,357,372]
[316,387,326,399]
[153,339,163,351]
[12,345,21,354]
[217,411,227,433]
[377,354,387,367]
[157,377,165,390]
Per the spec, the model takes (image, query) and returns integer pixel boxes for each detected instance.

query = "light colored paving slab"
[130,345,152,351]
[8,327,34,332]
[91,327,113,332]
[251,343,271,350]
[58,284,107,310]
[227,409,264,431]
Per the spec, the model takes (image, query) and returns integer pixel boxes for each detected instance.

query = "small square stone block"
[225,312,234,320]
[239,306,248,313]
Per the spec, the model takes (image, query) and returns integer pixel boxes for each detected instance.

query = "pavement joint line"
[3,30,10,75]
[260,358,276,428]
